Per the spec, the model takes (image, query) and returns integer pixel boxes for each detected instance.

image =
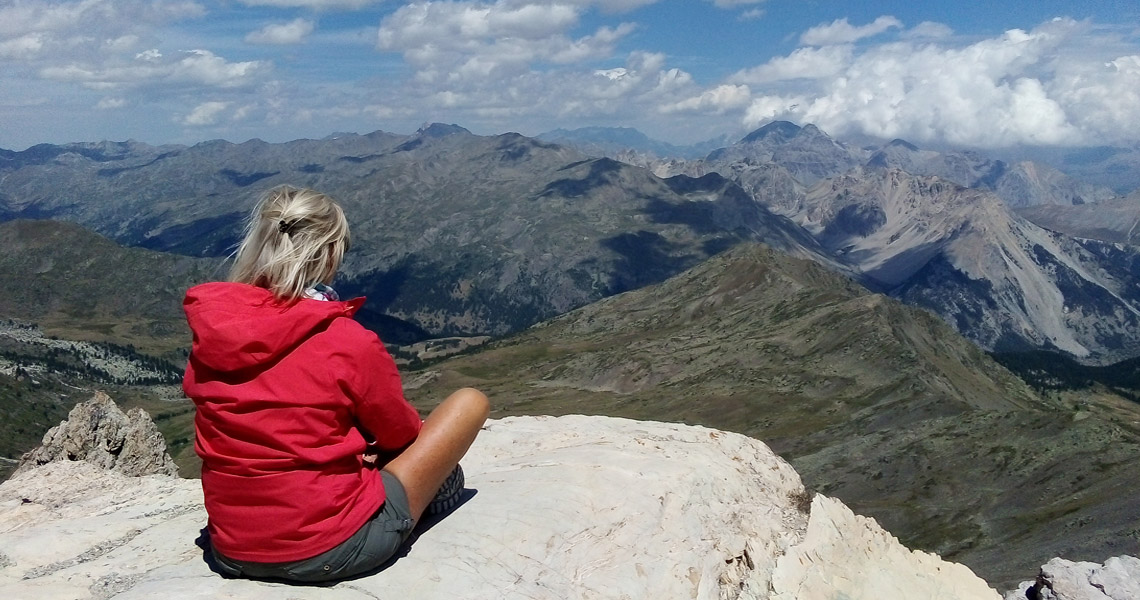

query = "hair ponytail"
[229,186,350,302]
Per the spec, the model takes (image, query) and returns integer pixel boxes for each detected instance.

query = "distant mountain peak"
[887,138,920,151]
[741,121,803,144]
[416,123,471,138]
[536,126,727,160]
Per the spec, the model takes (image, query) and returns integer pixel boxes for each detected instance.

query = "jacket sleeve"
[334,320,422,451]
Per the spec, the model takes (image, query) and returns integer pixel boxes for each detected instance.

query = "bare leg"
[382,387,489,521]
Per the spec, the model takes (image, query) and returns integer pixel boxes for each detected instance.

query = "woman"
[183,185,489,582]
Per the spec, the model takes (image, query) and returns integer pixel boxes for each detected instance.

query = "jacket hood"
[184,282,364,373]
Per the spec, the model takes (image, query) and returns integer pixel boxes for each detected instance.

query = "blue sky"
[1,0,1138,150]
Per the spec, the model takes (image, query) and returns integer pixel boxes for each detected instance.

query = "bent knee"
[453,387,490,418]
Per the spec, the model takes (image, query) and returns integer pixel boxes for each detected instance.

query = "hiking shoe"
[426,464,464,516]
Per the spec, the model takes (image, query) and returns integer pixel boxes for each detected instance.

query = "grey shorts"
[211,470,416,583]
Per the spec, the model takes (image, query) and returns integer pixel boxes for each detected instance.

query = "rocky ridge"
[14,391,177,478]
[0,402,1005,600]
[792,167,1140,363]
[695,124,1140,364]
[1016,191,1140,245]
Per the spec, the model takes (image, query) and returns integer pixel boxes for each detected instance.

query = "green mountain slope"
[0,219,220,354]
[404,243,1140,588]
[0,220,220,477]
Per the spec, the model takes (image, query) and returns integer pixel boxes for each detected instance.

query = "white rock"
[0,415,1000,600]
[1007,555,1140,600]
[772,495,1000,600]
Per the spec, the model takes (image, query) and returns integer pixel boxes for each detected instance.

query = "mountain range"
[0,124,832,341]
[3,122,1139,366]
[537,126,732,160]
[594,122,1140,365]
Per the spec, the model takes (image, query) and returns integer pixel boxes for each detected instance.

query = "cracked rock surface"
[1,415,1000,599]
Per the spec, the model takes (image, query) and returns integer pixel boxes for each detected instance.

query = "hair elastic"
[278,219,297,235]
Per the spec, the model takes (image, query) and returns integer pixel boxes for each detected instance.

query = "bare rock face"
[14,391,178,477]
[1004,556,1140,600]
[0,415,1001,600]
[772,495,1000,599]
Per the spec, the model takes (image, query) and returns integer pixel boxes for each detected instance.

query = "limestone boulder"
[1004,555,1140,600]
[0,415,1001,600]
[15,391,178,477]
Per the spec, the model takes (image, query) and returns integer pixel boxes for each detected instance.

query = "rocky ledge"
[0,404,1010,600]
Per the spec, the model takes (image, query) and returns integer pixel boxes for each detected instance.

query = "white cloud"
[378,2,580,54]
[731,45,852,84]
[800,16,902,46]
[174,50,268,87]
[903,21,953,40]
[95,96,125,109]
[662,84,751,114]
[246,18,316,45]
[732,17,1129,147]
[743,94,807,124]
[708,0,765,7]
[181,101,230,126]
[0,0,204,39]
[352,46,697,133]
[0,33,45,58]
[378,1,636,84]
[136,49,163,62]
[1051,53,1140,140]
[40,49,268,89]
[739,9,765,21]
[237,0,378,8]
[104,35,140,53]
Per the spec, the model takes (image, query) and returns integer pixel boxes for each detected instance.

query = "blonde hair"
[229,186,350,302]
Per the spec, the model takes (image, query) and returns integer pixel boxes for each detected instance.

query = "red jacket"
[182,282,422,563]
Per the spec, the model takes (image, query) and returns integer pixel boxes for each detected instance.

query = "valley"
[401,244,1140,588]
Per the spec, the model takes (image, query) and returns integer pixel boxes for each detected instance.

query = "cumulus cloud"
[1051,53,1140,138]
[378,1,636,84]
[237,0,378,8]
[0,0,204,40]
[730,45,852,84]
[662,84,751,114]
[246,18,316,45]
[800,16,902,46]
[358,46,696,134]
[0,0,232,106]
[40,49,268,90]
[181,101,230,126]
[724,17,1140,147]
